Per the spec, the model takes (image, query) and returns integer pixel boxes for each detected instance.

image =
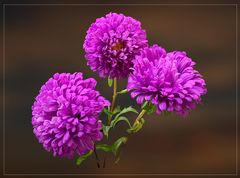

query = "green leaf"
[103,107,113,117]
[113,105,121,114]
[127,118,145,134]
[111,116,131,128]
[102,125,111,139]
[147,105,156,115]
[96,144,112,152]
[103,116,132,139]
[108,77,113,87]
[112,137,128,156]
[115,106,138,121]
[141,101,148,109]
[141,101,156,115]
[76,150,93,165]
[96,137,128,164]
[114,156,121,164]
[117,89,128,94]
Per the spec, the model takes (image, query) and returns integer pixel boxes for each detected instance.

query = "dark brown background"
[0,0,239,177]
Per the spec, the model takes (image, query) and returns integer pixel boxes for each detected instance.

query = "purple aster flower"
[83,12,148,79]
[32,73,110,158]
[127,45,207,116]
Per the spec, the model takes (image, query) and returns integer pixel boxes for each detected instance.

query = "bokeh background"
[1,1,238,176]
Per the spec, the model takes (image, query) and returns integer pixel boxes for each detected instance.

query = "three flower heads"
[32,12,207,158]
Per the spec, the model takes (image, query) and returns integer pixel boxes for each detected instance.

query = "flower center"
[112,42,124,51]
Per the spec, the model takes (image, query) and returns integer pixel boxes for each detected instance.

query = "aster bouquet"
[32,12,207,168]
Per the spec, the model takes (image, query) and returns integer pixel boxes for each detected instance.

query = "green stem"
[93,145,100,168]
[111,77,117,112]
[104,78,117,168]
[108,77,117,124]
[134,109,147,124]
[113,109,147,165]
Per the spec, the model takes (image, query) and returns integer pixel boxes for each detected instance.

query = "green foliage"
[127,117,145,134]
[111,116,131,128]
[117,89,128,94]
[76,136,128,166]
[114,106,138,120]
[102,125,111,139]
[108,77,113,87]
[103,107,113,117]
[147,105,156,115]
[114,156,121,164]
[113,105,121,114]
[96,136,128,156]
[102,106,138,138]
[112,136,128,156]
[141,101,156,115]
[96,144,112,152]
[141,101,148,109]
[76,150,93,165]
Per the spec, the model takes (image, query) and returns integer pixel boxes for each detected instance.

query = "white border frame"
[2,3,238,177]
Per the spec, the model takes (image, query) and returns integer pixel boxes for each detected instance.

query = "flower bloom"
[83,12,148,79]
[32,73,110,158]
[127,45,207,116]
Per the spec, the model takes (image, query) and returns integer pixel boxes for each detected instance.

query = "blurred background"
[0,1,238,176]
